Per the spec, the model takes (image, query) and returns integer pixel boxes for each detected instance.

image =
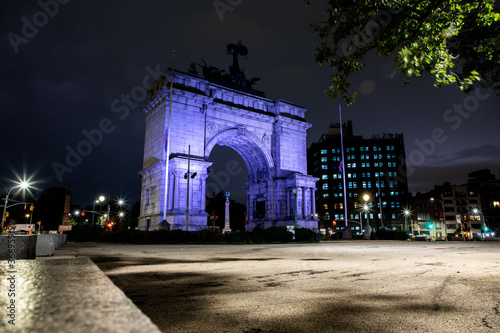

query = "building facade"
[308,122,409,235]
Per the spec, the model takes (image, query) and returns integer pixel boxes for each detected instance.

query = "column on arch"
[173,170,184,211]
[297,187,304,219]
[311,187,316,218]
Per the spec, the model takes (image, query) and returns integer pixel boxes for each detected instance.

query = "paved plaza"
[57,241,499,332]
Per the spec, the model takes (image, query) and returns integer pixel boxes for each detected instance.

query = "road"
[61,240,500,332]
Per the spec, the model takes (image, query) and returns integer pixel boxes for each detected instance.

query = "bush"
[295,228,318,242]
[375,229,409,241]
[66,225,316,244]
[264,226,294,243]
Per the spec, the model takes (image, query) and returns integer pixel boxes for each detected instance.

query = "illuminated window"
[494,201,500,207]
[323,204,328,209]
[322,175,328,180]
[321,157,327,162]
[321,165,328,169]
[321,149,327,154]
[322,183,329,190]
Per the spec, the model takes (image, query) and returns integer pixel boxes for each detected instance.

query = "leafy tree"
[307,0,500,105]
[32,187,67,231]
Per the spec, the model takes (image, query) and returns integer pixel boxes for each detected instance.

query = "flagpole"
[162,50,175,223]
[339,105,348,230]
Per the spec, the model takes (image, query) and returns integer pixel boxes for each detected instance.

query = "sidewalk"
[0,242,161,333]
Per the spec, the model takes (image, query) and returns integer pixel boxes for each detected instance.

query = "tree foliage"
[308,0,500,105]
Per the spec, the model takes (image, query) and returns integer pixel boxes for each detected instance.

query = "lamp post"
[404,209,412,238]
[363,204,370,229]
[431,197,447,241]
[2,181,29,231]
[472,208,486,238]
[363,194,370,229]
[293,188,299,229]
[92,195,105,227]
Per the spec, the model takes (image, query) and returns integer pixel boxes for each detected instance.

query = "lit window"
[323,204,328,209]
[321,157,327,162]
[322,183,329,190]
[323,193,329,198]
[322,165,328,169]
[321,149,327,154]
[494,201,500,207]
[322,175,328,180]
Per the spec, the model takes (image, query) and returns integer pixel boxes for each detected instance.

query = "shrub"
[375,229,409,241]
[295,228,318,242]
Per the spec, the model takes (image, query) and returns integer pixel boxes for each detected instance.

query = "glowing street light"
[403,209,412,237]
[472,208,486,238]
[362,194,370,230]
[293,188,299,229]
[92,195,106,227]
[2,181,30,230]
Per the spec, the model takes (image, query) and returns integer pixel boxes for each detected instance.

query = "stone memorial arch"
[138,66,318,231]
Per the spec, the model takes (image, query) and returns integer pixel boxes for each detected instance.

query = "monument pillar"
[223,192,231,233]
[59,186,72,233]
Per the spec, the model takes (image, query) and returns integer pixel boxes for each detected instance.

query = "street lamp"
[403,209,412,237]
[363,204,370,229]
[431,197,447,241]
[293,188,299,229]
[92,195,105,227]
[2,181,29,231]
[472,208,486,238]
[362,194,370,229]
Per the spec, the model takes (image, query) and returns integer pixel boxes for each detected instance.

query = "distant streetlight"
[404,209,412,237]
[363,194,370,229]
[363,204,370,229]
[472,208,486,238]
[431,198,447,241]
[2,181,29,230]
[293,188,299,229]
[92,195,106,227]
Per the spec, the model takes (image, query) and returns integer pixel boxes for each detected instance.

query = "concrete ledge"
[36,234,55,257]
[0,258,161,332]
[0,234,37,260]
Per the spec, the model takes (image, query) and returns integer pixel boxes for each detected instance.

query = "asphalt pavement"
[56,240,500,333]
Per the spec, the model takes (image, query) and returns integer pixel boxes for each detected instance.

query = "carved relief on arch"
[206,123,217,135]
[262,133,270,145]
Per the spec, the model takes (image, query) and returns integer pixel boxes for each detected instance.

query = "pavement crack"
[482,317,493,329]
[494,303,500,315]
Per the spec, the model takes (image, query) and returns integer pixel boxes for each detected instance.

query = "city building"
[308,121,409,236]
[413,169,500,239]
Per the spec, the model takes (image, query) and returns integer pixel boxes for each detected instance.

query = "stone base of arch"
[248,219,319,231]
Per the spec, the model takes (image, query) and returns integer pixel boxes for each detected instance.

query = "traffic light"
[332,220,336,226]
[81,212,85,216]
[29,205,34,211]
[5,212,9,218]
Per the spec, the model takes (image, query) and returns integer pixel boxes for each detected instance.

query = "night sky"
[2,0,499,207]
